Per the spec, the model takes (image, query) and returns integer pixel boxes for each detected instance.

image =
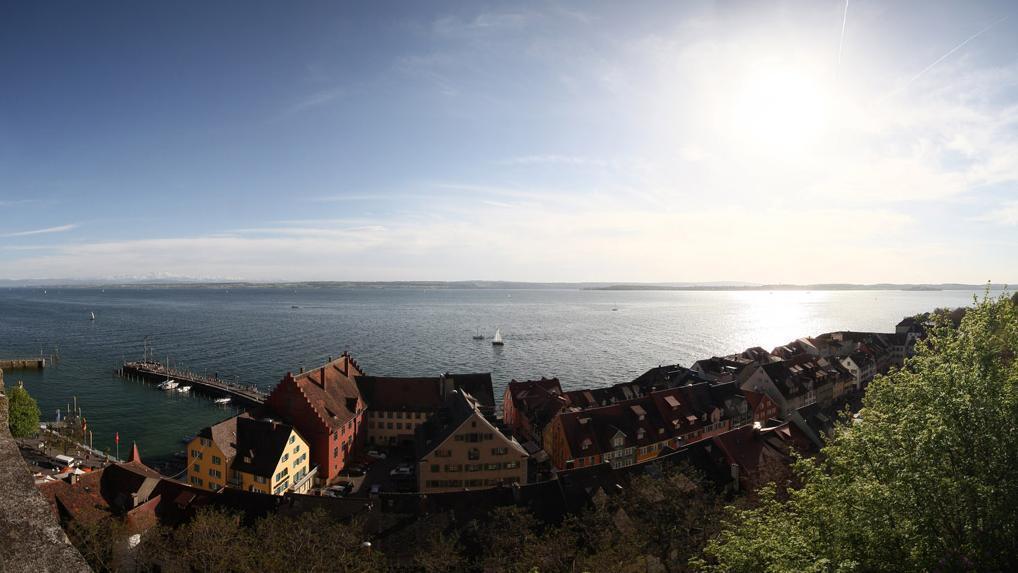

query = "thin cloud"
[971,201,1018,226]
[286,86,345,115]
[0,224,78,238]
[886,15,1008,99]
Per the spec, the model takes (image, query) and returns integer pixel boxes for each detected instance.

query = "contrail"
[890,15,1008,97]
[836,0,850,77]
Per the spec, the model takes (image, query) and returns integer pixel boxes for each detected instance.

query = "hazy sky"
[2,0,1017,283]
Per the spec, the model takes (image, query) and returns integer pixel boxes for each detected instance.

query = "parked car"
[366,450,387,460]
[328,482,353,496]
[389,464,414,478]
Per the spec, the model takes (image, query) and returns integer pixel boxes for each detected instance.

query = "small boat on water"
[214,397,231,405]
[89,311,96,321]
[291,305,300,309]
[176,385,191,393]
[472,328,485,340]
[157,379,178,390]
[492,328,504,347]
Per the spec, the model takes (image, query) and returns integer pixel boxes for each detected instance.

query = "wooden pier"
[0,358,47,370]
[118,361,267,406]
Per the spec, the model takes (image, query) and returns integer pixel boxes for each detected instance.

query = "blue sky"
[1,0,1017,283]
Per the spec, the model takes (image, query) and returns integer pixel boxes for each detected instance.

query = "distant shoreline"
[0,280,1006,291]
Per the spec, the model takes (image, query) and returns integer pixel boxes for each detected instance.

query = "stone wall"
[0,369,91,572]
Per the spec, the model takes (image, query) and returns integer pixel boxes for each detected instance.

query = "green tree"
[7,382,40,438]
[700,293,1018,572]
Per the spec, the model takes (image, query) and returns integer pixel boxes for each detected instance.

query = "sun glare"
[729,64,830,153]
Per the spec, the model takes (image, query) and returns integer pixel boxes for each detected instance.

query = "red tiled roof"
[356,376,444,411]
[270,353,364,432]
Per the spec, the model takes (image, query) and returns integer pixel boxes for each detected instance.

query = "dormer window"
[612,435,625,448]
[637,428,645,440]
[581,438,592,450]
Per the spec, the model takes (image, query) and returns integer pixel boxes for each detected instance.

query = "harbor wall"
[0,358,47,370]
[0,368,91,572]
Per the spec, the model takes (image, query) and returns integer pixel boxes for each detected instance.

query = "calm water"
[0,287,984,459]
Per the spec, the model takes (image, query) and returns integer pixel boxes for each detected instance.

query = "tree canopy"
[7,382,40,438]
[700,293,1018,572]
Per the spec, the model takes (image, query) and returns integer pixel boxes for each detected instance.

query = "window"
[191,450,203,460]
[466,463,482,472]
[294,444,300,453]
[612,436,625,448]
[208,468,221,479]
[485,463,499,471]
[212,455,221,465]
[444,464,462,472]
[386,411,393,419]
[435,449,451,458]
[288,435,295,444]
[190,476,203,487]
[333,447,339,457]
[397,411,404,419]
[492,447,508,455]
[430,464,440,472]
[254,475,268,484]
[468,448,480,461]
[466,479,484,487]
[397,422,403,430]
[200,438,211,447]
[275,468,289,482]
[505,461,520,469]
[387,422,393,430]
[282,453,289,462]
[192,463,201,472]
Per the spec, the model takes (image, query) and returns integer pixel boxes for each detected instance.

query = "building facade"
[264,353,366,483]
[417,390,528,493]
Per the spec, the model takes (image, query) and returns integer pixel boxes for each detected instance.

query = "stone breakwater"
[0,358,47,370]
[0,368,90,572]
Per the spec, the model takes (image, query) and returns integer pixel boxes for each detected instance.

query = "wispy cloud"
[0,224,78,238]
[285,86,345,115]
[971,200,1018,226]
[499,154,609,167]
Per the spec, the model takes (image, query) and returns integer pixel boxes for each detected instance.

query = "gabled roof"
[198,413,243,460]
[230,416,296,478]
[446,373,495,411]
[417,389,526,459]
[356,376,444,411]
[270,353,364,432]
[506,377,567,428]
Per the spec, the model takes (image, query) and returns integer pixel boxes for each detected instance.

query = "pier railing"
[119,361,267,406]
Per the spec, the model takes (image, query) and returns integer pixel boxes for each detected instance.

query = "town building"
[416,389,528,494]
[502,377,567,445]
[542,383,734,471]
[186,413,314,495]
[357,373,495,447]
[264,353,366,483]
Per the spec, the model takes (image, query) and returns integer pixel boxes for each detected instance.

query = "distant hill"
[0,279,1006,291]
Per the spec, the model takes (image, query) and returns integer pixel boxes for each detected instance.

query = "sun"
[728,63,830,153]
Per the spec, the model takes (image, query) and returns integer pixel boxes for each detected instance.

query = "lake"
[0,286,987,460]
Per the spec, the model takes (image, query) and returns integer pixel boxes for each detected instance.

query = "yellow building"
[186,413,315,495]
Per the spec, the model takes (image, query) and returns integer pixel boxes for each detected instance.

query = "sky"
[1,0,1017,284]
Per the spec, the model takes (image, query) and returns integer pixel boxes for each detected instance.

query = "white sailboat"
[89,311,96,321]
[492,328,504,346]
[158,379,178,390]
